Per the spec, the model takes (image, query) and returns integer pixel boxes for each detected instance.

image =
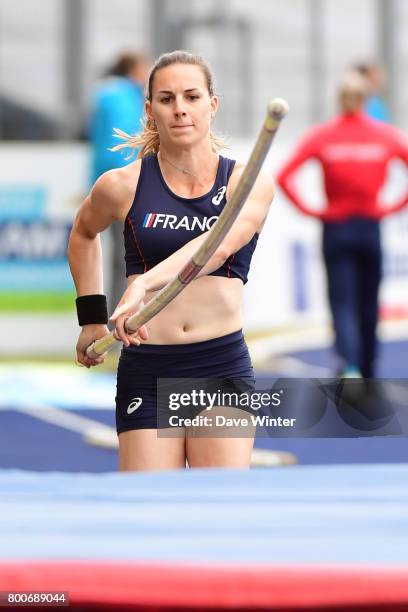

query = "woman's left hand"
[110,280,149,347]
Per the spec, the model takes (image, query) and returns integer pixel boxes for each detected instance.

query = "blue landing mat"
[1,464,407,565]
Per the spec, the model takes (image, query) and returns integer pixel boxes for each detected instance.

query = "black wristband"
[76,294,108,326]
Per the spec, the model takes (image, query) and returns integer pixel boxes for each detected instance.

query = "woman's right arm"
[68,172,123,367]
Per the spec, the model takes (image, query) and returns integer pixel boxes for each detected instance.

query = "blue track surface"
[1,408,408,471]
[286,339,408,378]
[0,410,116,472]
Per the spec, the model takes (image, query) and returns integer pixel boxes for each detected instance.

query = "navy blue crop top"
[124,153,258,284]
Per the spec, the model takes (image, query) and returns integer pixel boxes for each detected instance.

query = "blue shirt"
[124,154,259,284]
[89,77,144,184]
[365,95,391,123]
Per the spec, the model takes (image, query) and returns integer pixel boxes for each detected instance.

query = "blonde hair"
[338,71,369,97]
[338,71,368,113]
[111,50,227,158]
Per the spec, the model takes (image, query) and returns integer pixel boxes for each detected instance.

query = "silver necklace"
[160,154,201,182]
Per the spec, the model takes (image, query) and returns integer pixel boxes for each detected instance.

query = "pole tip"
[268,98,289,120]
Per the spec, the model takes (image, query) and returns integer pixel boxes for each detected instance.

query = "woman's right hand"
[76,324,110,368]
[110,280,149,347]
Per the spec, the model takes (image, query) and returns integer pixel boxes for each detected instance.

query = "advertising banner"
[0,145,87,314]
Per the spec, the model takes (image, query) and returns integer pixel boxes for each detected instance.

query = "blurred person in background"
[354,62,391,123]
[277,72,408,378]
[89,52,149,312]
[69,51,274,471]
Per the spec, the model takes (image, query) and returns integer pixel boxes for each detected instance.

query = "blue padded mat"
[1,464,407,565]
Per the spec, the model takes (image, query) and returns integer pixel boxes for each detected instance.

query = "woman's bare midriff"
[128,274,244,344]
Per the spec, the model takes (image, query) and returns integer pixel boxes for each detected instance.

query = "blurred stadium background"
[1,2,408,609]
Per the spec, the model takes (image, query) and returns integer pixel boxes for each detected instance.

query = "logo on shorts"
[127,397,143,414]
[212,186,227,206]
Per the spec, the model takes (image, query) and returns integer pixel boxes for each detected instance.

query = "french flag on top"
[143,213,156,228]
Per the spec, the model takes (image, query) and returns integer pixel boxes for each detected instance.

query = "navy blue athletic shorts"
[115,329,255,433]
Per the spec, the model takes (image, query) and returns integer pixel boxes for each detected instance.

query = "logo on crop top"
[211,185,227,206]
[142,213,219,232]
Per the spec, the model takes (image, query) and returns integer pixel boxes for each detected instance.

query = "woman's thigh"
[186,437,255,469]
[118,429,186,471]
[185,406,255,468]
